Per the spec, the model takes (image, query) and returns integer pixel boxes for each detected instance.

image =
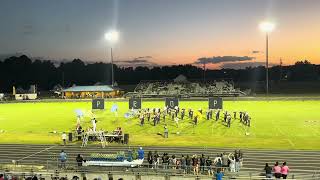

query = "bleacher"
[1,144,320,179]
[126,77,246,98]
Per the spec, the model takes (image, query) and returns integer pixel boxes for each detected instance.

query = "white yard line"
[16,145,58,161]
[286,138,295,147]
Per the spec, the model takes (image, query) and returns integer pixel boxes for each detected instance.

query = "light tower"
[104,30,119,87]
[259,21,275,96]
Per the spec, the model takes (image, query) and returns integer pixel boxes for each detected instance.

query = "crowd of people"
[55,148,242,179]
[131,106,251,136]
[2,150,294,180]
[146,150,243,176]
[264,161,290,179]
[0,174,44,180]
[0,174,124,180]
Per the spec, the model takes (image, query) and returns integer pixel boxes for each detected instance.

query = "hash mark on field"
[271,119,285,136]
[286,139,295,147]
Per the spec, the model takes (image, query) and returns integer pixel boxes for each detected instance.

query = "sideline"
[16,145,58,162]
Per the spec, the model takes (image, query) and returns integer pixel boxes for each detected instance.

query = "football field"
[0,100,319,150]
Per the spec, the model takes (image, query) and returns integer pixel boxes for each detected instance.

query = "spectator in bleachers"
[221,153,228,170]
[168,155,172,168]
[264,163,272,179]
[72,176,80,180]
[206,156,213,176]
[235,151,241,172]
[147,151,153,168]
[200,154,206,173]
[76,154,83,167]
[214,154,222,172]
[153,151,160,169]
[59,150,67,169]
[186,155,191,174]
[228,153,236,172]
[273,161,281,179]
[281,162,289,179]
[171,155,176,169]
[181,155,186,173]
[238,150,244,167]
[175,158,181,169]
[192,154,199,175]
[162,153,169,169]
[213,153,221,162]
[138,147,144,160]
[215,169,224,180]
[132,149,138,160]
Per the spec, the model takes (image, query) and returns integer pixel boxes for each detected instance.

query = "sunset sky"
[0,0,319,69]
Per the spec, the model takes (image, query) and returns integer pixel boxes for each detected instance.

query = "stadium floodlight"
[259,22,275,33]
[259,21,275,96]
[104,30,119,87]
[104,30,119,44]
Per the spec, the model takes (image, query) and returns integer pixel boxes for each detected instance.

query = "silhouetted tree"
[0,55,319,92]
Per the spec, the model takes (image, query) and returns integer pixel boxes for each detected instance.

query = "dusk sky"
[0,0,319,69]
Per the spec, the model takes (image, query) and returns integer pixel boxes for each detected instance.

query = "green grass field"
[0,100,319,150]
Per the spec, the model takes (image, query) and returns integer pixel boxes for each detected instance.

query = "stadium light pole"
[104,30,119,87]
[259,21,275,96]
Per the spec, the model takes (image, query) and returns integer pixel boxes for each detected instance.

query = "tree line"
[0,55,319,92]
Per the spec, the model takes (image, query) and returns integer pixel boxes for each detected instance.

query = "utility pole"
[203,63,206,82]
[266,33,269,96]
[110,47,114,87]
[279,58,282,82]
